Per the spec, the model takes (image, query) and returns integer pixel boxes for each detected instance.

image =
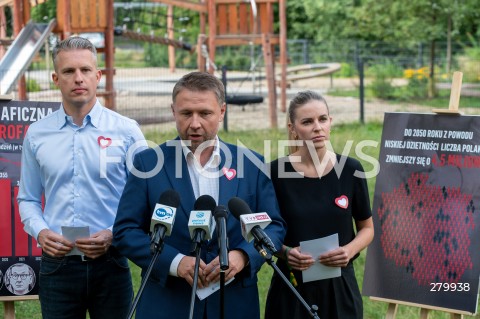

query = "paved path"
[26,68,480,131]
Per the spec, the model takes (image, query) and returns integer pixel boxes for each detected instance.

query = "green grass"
[113,48,148,68]
[2,124,479,318]
[328,88,361,98]
[328,86,480,109]
[409,90,480,109]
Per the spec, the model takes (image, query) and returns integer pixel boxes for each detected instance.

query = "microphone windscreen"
[214,205,228,220]
[228,197,252,219]
[194,195,216,211]
[159,190,180,208]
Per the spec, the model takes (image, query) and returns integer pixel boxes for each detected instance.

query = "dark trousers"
[39,250,133,319]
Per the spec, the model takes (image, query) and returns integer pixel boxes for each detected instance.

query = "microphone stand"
[217,222,228,319]
[188,230,205,319]
[219,270,225,319]
[253,241,320,319]
[126,226,167,319]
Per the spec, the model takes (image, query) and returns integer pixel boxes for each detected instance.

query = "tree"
[288,0,479,97]
[30,0,56,23]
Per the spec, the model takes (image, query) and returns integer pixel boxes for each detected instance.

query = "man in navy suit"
[113,71,286,319]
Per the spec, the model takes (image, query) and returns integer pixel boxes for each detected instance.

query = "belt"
[42,249,113,262]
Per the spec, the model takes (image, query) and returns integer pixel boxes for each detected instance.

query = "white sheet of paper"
[196,277,235,300]
[300,233,341,283]
[61,226,90,256]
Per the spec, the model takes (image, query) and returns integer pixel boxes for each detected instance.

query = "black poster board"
[363,112,480,314]
[0,100,60,299]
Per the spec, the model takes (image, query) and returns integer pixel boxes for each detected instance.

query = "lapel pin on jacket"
[222,167,236,180]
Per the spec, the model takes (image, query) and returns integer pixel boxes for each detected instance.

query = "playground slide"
[0,19,56,95]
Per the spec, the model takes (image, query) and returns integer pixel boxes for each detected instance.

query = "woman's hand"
[285,246,315,271]
[319,246,351,268]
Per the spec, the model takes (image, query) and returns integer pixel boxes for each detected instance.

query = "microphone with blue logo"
[187,195,216,319]
[128,189,181,319]
[150,189,180,254]
[188,194,216,252]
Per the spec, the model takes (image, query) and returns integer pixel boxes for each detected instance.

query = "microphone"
[188,195,216,246]
[213,205,229,270]
[150,190,180,253]
[228,197,278,254]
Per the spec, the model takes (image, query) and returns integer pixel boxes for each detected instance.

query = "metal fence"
[13,38,480,132]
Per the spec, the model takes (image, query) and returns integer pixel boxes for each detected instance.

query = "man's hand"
[204,250,248,284]
[38,229,74,257]
[75,229,112,259]
[177,256,208,288]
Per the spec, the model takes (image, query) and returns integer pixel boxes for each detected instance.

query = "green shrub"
[335,62,356,77]
[26,78,41,92]
[456,33,480,83]
[144,43,169,67]
[394,67,429,100]
[365,61,403,78]
[115,49,146,68]
[366,62,397,99]
[457,56,480,83]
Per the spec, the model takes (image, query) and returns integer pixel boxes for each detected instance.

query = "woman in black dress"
[265,90,374,319]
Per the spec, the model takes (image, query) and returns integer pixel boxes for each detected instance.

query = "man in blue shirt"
[17,37,146,319]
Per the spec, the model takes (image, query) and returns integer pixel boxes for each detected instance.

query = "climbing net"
[114,1,196,52]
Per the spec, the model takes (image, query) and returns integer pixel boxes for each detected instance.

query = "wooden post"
[13,0,26,100]
[199,0,206,35]
[207,0,216,74]
[432,71,462,114]
[21,0,29,24]
[447,71,462,112]
[167,5,175,73]
[385,303,398,319]
[372,298,468,319]
[0,7,6,58]
[2,296,41,319]
[197,34,206,72]
[262,33,277,129]
[4,301,15,319]
[103,0,115,109]
[279,0,287,113]
[62,0,71,39]
[419,308,429,319]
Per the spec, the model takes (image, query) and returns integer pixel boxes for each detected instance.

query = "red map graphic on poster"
[379,172,475,286]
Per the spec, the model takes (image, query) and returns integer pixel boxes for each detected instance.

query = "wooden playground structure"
[0,0,287,128]
[0,0,116,107]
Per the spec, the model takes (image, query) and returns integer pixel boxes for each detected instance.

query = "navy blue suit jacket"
[113,139,286,319]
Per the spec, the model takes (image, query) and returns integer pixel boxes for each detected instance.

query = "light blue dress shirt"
[17,100,147,241]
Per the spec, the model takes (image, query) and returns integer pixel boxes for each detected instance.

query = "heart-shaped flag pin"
[97,136,112,149]
[222,168,236,180]
[335,195,349,209]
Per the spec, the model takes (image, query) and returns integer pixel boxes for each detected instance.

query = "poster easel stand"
[1,296,39,319]
[3,300,14,319]
[370,71,474,319]
[0,94,13,101]
[371,296,471,319]
[432,71,462,115]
